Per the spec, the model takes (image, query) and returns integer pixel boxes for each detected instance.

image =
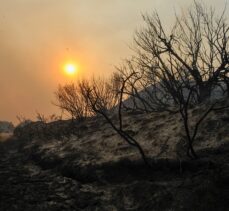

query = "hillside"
[0,102,229,210]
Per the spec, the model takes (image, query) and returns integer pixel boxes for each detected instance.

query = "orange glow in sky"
[1,0,226,123]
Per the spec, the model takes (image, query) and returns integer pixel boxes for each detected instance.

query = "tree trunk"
[198,83,211,103]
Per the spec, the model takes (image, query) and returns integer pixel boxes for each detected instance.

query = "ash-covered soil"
[1,107,229,210]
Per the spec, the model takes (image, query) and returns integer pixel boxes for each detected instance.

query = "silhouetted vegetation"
[54,83,91,121]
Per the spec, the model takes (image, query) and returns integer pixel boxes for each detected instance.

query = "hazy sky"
[0,0,228,123]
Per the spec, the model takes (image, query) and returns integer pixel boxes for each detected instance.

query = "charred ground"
[0,104,229,211]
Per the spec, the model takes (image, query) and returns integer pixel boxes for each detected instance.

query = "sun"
[64,63,77,75]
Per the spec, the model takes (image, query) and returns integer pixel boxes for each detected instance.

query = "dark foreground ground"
[0,136,229,211]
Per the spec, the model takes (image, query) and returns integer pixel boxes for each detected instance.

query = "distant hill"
[123,82,227,111]
[0,121,14,133]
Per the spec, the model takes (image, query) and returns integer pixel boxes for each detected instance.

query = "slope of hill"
[0,102,229,210]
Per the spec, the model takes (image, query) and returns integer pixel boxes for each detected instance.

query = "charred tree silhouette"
[80,75,150,166]
[54,83,91,121]
[119,1,228,112]
[113,2,229,159]
[178,86,229,159]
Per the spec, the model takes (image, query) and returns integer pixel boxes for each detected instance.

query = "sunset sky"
[0,0,228,124]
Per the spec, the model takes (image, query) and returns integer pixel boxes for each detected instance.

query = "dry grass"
[19,102,229,169]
